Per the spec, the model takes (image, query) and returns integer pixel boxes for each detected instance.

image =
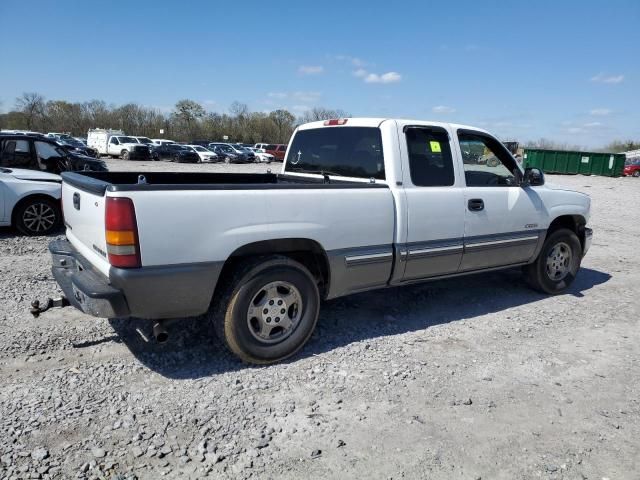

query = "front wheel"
[633,170,640,177]
[523,228,582,294]
[209,256,320,364]
[121,150,129,160]
[14,197,61,236]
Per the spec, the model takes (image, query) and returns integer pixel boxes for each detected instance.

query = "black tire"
[633,170,640,177]
[224,157,231,164]
[208,256,320,364]
[523,228,582,294]
[121,150,129,160]
[14,197,61,236]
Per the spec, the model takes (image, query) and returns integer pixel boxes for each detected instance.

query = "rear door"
[457,129,545,271]
[398,123,465,281]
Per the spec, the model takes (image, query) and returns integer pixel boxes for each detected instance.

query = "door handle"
[468,198,484,211]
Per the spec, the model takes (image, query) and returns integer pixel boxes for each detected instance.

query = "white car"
[250,147,274,163]
[0,167,62,235]
[185,145,219,163]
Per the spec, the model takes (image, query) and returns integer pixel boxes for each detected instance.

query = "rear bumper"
[50,239,130,318]
[49,239,224,320]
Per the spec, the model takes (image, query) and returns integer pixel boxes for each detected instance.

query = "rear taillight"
[105,197,141,268]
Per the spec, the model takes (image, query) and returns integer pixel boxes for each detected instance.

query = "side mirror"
[522,167,544,187]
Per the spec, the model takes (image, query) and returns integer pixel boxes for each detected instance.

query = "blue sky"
[0,0,638,147]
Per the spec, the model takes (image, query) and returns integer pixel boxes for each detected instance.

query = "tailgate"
[61,181,111,276]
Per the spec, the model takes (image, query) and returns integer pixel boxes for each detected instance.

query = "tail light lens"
[105,197,141,268]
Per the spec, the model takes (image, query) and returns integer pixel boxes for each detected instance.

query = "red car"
[264,144,287,161]
[623,160,640,177]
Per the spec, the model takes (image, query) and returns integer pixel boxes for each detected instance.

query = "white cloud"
[432,105,456,114]
[265,91,321,107]
[298,65,324,75]
[334,55,367,67]
[353,68,368,78]
[267,92,288,99]
[363,71,402,84]
[590,73,624,84]
[590,108,612,116]
[567,127,584,134]
[584,121,603,128]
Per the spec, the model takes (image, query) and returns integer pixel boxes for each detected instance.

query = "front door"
[400,125,466,281]
[457,130,545,271]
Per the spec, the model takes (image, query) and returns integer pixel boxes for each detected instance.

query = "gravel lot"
[1,159,639,479]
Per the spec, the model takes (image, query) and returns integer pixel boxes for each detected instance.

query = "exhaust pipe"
[152,321,169,343]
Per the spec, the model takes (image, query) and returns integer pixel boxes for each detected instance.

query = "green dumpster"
[523,148,625,177]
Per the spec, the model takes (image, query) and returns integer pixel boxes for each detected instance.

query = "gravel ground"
[1,159,639,480]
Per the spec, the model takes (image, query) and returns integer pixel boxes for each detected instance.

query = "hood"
[6,168,61,182]
[544,182,590,197]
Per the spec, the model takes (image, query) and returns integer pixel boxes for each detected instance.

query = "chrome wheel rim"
[246,281,302,344]
[546,241,572,281]
[23,203,56,233]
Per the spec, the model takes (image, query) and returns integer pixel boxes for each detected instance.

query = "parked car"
[264,144,287,161]
[132,136,159,160]
[249,147,274,163]
[208,143,253,163]
[49,117,592,365]
[87,130,151,160]
[254,143,270,150]
[154,143,200,163]
[0,166,62,235]
[208,144,239,163]
[47,134,99,158]
[623,159,640,177]
[185,145,219,163]
[0,134,107,174]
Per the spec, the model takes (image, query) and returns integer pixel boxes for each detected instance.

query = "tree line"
[1,92,637,152]
[0,93,348,144]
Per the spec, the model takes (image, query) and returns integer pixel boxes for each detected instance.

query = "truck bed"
[61,171,387,195]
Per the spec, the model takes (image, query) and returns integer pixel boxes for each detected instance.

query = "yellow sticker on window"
[430,141,442,153]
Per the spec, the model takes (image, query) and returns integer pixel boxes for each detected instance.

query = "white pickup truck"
[87,130,152,161]
[48,118,592,364]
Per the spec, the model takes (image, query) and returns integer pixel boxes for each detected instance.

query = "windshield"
[193,146,208,152]
[285,127,385,179]
[136,137,153,144]
[118,136,137,144]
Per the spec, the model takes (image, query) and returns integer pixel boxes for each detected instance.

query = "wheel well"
[216,238,330,299]
[547,215,587,249]
[11,194,60,225]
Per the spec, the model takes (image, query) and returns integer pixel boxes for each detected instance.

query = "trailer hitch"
[30,297,70,318]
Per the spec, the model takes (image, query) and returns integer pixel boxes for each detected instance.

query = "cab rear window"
[285,127,385,180]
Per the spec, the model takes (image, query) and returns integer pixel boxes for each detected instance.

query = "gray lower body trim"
[460,230,544,271]
[401,238,464,280]
[109,262,223,319]
[327,245,394,299]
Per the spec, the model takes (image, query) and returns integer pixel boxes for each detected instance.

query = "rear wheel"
[209,256,320,364]
[14,197,61,236]
[523,228,582,294]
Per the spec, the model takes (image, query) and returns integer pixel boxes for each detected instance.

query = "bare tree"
[15,92,46,130]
